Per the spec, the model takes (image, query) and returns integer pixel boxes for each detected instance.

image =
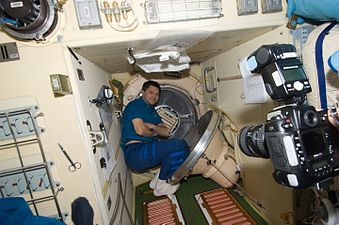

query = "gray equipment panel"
[74,0,102,29]
[0,42,20,63]
[237,0,258,15]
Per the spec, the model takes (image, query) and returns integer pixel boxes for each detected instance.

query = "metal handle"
[203,66,217,93]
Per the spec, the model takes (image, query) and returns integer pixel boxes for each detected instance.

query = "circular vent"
[0,0,57,40]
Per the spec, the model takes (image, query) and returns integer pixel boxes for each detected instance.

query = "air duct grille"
[196,188,259,225]
[0,42,20,63]
[144,0,223,24]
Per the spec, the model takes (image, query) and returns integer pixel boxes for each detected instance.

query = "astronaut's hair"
[142,80,161,93]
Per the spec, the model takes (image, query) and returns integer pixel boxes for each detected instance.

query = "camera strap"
[315,21,339,109]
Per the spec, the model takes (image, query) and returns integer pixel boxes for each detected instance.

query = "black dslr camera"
[238,44,338,189]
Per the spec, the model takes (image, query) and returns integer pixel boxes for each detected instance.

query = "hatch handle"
[203,66,217,93]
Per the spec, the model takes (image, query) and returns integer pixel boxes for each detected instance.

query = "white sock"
[149,171,160,189]
[153,179,180,196]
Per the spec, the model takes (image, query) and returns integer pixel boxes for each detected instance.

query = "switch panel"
[262,0,282,14]
[74,0,102,29]
[50,74,73,97]
[237,0,258,15]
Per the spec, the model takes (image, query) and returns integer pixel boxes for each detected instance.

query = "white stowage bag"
[303,22,339,109]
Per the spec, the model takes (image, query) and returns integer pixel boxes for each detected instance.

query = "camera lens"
[238,125,269,158]
[304,110,318,127]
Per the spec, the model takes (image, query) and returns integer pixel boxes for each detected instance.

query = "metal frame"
[0,106,64,221]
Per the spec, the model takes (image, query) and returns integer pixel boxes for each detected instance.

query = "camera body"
[239,44,338,189]
[264,104,336,188]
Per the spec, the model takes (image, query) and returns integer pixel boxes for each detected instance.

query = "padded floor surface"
[134,175,268,225]
[195,188,258,225]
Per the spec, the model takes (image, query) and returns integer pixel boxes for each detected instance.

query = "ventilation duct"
[0,0,58,40]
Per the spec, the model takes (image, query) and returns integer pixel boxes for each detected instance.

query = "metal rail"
[0,107,64,221]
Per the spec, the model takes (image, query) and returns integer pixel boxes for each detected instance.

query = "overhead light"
[144,0,222,24]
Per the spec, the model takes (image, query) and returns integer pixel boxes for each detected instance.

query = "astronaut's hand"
[328,103,339,129]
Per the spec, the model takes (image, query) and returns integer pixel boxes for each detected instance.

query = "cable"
[0,17,18,25]
[100,0,139,32]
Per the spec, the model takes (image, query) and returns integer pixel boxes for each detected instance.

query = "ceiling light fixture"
[144,0,223,24]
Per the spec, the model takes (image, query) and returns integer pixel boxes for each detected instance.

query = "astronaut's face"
[142,85,160,106]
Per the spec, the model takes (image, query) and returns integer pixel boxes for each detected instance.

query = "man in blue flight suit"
[121,80,190,196]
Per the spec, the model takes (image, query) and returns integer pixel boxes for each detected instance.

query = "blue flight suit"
[121,97,189,180]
